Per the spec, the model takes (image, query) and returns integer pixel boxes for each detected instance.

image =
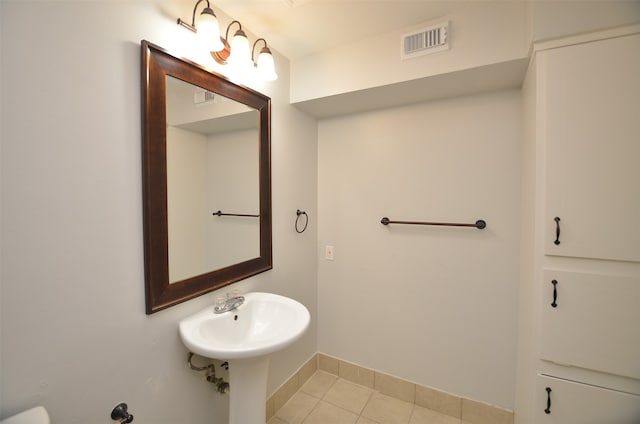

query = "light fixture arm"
[177,0,211,32]
[251,38,268,63]
[224,20,243,40]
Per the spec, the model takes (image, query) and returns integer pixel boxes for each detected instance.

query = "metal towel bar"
[380,217,486,229]
[213,210,259,218]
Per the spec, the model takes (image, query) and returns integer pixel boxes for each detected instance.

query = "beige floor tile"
[274,376,301,412]
[272,364,512,424]
[375,371,415,403]
[356,417,380,424]
[303,401,360,424]
[301,371,338,398]
[340,361,375,388]
[324,378,374,414]
[319,353,340,375]
[297,355,318,386]
[361,392,413,424]
[415,385,462,418]
[276,392,319,424]
[267,396,275,421]
[461,399,513,424]
[409,405,461,424]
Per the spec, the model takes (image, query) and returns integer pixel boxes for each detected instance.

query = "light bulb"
[198,8,224,52]
[228,29,252,67]
[256,47,278,81]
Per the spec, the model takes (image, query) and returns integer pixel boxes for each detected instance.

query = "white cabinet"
[517,27,640,424]
[543,33,640,262]
[536,375,640,424]
[539,270,640,380]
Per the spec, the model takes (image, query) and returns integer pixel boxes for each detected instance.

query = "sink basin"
[179,292,310,424]
[179,292,310,360]
[0,407,49,424]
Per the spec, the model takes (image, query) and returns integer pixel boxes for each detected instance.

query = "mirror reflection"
[141,40,272,314]
[165,76,260,283]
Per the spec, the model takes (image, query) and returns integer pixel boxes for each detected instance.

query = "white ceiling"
[212,0,467,60]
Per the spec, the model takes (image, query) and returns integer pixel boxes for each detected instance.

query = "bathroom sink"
[179,292,310,424]
[0,407,49,424]
[179,292,310,360]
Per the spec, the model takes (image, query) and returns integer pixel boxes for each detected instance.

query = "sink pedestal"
[179,293,310,424]
[228,356,270,424]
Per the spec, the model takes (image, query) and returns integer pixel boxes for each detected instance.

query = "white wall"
[0,1,318,423]
[291,2,528,104]
[207,129,261,271]
[528,1,640,43]
[317,90,521,409]
[514,56,540,424]
[167,127,209,282]
[166,126,262,281]
[291,1,640,120]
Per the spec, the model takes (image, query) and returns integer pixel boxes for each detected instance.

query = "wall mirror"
[142,40,272,314]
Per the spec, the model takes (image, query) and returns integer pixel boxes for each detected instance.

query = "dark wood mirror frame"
[141,40,272,314]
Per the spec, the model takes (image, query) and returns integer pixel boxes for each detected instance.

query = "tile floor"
[269,370,470,424]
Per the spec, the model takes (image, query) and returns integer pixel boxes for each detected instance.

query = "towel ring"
[295,210,308,233]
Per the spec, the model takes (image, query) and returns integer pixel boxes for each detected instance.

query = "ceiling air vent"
[402,21,449,60]
[193,90,215,105]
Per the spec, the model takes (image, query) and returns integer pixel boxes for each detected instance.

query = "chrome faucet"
[214,295,245,314]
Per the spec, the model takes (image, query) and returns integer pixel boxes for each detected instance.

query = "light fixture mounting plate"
[211,38,230,65]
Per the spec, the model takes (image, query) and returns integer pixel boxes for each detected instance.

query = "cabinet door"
[536,375,640,423]
[540,270,640,380]
[543,34,640,262]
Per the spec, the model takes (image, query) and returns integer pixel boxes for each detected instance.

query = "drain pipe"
[187,352,229,393]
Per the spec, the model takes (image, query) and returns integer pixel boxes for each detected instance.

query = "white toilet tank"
[0,407,49,424]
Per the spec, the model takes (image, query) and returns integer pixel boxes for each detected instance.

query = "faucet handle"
[215,296,226,306]
[230,289,241,298]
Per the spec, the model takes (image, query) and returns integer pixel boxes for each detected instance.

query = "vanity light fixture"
[177,0,224,52]
[178,3,278,81]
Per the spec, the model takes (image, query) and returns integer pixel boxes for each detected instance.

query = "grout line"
[298,394,319,424]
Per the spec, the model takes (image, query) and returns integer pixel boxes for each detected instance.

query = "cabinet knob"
[551,280,558,308]
[554,217,561,245]
[544,387,552,414]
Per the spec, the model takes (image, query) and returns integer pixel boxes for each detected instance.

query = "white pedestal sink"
[179,292,310,424]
